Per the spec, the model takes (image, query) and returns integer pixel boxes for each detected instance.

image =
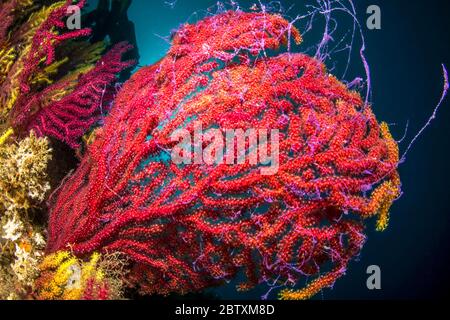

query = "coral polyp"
[44,11,401,299]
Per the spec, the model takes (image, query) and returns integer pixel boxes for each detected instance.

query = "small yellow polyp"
[0,128,14,146]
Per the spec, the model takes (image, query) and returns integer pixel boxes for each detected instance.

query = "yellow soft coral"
[37,251,126,300]
[279,268,345,300]
[360,122,401,231]
[0,128,13,146]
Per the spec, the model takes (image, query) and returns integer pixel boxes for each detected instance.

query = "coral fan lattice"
[44,11,401,299]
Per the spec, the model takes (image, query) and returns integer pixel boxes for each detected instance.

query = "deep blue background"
[87,0,450,300]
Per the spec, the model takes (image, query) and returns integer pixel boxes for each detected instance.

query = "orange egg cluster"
[45,11,400,298]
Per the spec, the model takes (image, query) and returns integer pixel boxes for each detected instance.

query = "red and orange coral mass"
[43,11,401,299]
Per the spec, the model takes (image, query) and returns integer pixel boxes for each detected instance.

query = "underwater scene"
[0,0,449,307]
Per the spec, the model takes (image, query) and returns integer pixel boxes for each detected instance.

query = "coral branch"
[26,42,135,148]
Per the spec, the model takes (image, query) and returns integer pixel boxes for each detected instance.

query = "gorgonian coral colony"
[41,11,401,300]
[1,0,132,149]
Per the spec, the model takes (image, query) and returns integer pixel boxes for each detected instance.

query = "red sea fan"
[44,11,401,299]
[5,0,134,148]
[25,42,134,149]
